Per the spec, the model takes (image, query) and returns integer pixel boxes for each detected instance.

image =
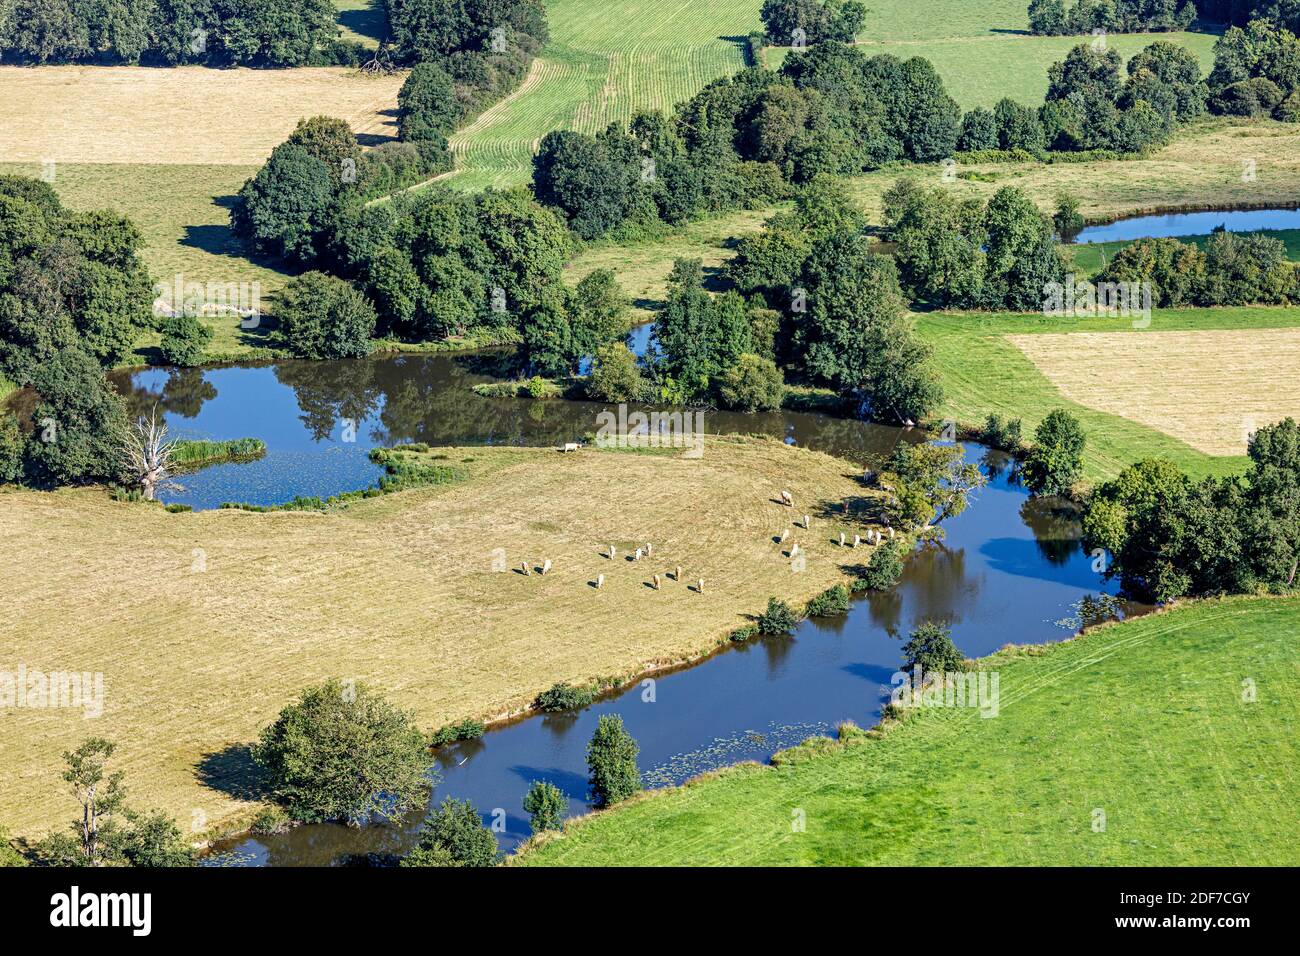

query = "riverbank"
[516,594,1300,866]
[0,436,883,843]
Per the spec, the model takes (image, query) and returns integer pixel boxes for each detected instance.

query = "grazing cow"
[675,565,682,581]
[634,547,644,561]
[853,535,861,549]
[597,574,605,589]
[653,574,661,590]
[521,562,530,576]
[803,514,811,529]
[608,545,616,560]
[888,527,896,540]
[780,490,793,507]
[561,442,581,453]
[779,529,790,544]
[697,578,705,593]
[541,559,552,575]
[791,543,800,558]
[646,542,654,556]
[839,531,846,547]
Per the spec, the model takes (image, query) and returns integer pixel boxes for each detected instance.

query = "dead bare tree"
[120,408,177,501]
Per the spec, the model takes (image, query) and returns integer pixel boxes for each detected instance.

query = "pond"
[1073,206,1300,244]
[161,348,1149,863]
[112,349,918,511]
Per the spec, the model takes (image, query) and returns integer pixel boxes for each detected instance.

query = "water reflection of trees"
[116,367,218,421]
[864,542,973,638]
[1019,497,1083,567]
[274,360,384,442]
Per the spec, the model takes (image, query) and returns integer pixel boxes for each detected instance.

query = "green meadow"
[520,596,1300,866]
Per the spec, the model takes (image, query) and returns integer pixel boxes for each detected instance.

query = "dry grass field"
[0,437,879,842]
[0,65,403,166]
[845,119,1300,223]
[1007,328,1300,456]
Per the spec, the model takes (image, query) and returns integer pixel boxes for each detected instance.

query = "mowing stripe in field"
[443,0,765,190]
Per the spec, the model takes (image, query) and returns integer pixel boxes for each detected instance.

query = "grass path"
[519,596,1300,866]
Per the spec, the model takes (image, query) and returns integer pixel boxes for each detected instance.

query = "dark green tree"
[402,797,499,867]
[1022,409,1086,496]
[586,714,640,807]
[522,780,566,833]
[275,272,376,359]
[252,679,433,824]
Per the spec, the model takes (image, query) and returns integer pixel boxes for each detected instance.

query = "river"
[112,349,1150,866]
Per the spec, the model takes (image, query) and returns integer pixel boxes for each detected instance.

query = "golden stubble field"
[0,438,879,842]
[0,65,404,166]
[1007,328,1300,456]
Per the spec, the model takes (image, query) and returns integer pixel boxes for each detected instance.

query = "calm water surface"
[153,349,1145,863]
[1074,207,1300,244]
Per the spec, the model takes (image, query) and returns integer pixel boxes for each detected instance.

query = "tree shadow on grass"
[196,743,271,802]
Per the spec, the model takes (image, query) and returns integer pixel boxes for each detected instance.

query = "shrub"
[525,375,558,399]
[854,540,906,591]
[249,805,293,835]
[805,583,851,617]
[275,272,376,359]
[0,411,23,483]
[158,314,212,367]
[0,826,26,867]
[1052,193,1084,240]
[430,718,487,747]
[717,353,785,411]
[757,597,800,635]
[901,620,965,675]
[535,682,597,712]
[1022,409,1086,497]
[251,679,432,824]
[587,714,640,807]
[586,341,645,402]
[402,798,498,867]
[522,780,566,833]
[119,810,197,867]
[980,413,1023,452]
[729,623,759,642]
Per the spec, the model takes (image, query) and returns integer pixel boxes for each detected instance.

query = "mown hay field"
[0,438,880,842]
[0,65,402,166]
[1007,328,1300,456]
[919,307,1300,482]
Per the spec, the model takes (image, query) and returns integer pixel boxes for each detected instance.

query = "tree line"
[0,0,355,66]
[0,176,154,488]
[1028,0,1198,35]
[530,37,1216,249]
[0,0,548,69]
[1084,419,1300,602]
